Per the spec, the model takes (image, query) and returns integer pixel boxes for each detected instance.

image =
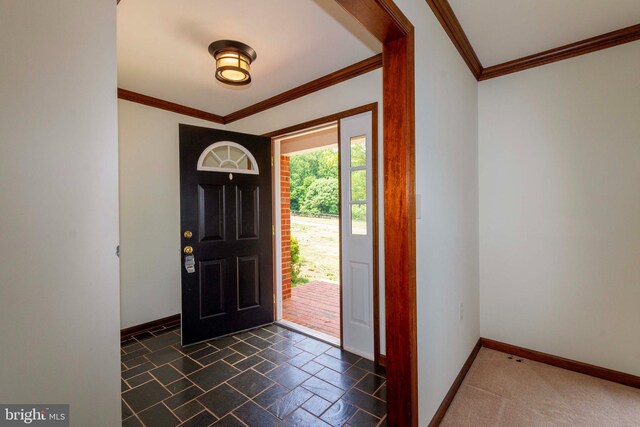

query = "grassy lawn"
[290,214,366,284]
[291,215,339,284]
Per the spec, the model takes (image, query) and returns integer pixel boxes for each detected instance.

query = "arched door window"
[197,141,259,175]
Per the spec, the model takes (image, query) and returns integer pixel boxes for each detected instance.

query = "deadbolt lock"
[183,246,193,255]
[183,230,193,239]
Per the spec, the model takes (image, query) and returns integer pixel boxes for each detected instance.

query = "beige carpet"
[441,348,640,426]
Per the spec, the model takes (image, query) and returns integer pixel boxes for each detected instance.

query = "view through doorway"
[279,124,342,341]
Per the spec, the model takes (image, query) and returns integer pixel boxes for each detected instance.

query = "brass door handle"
[183,246,193,254]
[183,230,193,238]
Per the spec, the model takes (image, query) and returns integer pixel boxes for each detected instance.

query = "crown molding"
[117,88,225,124]
[425,0,482,80]
[118,54,382,125]
[224,53,382,123]
[425,0,640,81]
[480,23,640,80]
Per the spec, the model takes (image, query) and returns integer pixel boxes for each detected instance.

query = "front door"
[179,124,273,345]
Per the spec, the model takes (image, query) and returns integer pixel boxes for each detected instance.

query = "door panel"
[199,259,225,317]
[340,112,375,359]
[349,262,371,326]
[180,124,273,345]
[237,255,260,310]
[198,184,226,241]
[236,186,259,239]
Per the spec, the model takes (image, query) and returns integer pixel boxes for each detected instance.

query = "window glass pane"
[229,146,245,162]
[351,204,367,235]
[202,152,221,167]
[200,143,256,172]
[350,136,366,167]
[212,146,227,159]
[351,170,367,201]
[237,156,249,170]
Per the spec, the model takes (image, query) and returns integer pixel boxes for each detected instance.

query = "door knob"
[183,246,193,254]
[183,230,193,238]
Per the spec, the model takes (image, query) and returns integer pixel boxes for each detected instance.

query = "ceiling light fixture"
[208,40,257,86]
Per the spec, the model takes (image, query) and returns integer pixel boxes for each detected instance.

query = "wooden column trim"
[382,32,418,426]
[335,1,417,424]
[334,0,411,43]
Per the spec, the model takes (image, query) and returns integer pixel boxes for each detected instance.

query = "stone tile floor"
[283,281,340,339]
[121,324,386,426]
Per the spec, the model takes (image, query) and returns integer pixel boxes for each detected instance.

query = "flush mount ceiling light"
[208,40,257,86]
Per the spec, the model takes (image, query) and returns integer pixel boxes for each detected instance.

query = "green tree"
[300,178,338,215]
[289,147,339,213]
[300,177,339,215]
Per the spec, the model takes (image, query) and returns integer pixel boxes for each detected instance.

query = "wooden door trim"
[334,2,417,425]
[369,103,381,368]
[263,103,377,138]
[337,119,344,349]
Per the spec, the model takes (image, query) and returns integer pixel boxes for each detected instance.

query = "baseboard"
[120,314,180,341]
[428,338,482,427]
[376,354,387,367]
[481,338,640,389]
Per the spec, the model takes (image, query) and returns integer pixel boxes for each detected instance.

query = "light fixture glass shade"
[215,51,251,83]
[208,40,257,87]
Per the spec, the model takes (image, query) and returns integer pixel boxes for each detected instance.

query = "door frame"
[272,122,343,347]
[267,103,380,363]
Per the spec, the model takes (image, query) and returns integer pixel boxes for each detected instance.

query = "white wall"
[389,1,481,423]
[479,41,640,376]
[118,71,384,333]
[0,1,121,425]
[118,100,223,328]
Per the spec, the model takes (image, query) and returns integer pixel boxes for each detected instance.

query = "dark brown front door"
[179,124,273,345]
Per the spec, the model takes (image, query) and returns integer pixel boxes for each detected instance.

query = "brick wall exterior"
[280,155,292,300]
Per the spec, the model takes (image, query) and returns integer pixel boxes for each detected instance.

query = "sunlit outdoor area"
[281,146,340,338]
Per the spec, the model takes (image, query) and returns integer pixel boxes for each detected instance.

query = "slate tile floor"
[121,324,387,426]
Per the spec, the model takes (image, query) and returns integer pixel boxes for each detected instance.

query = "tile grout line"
[122,325,387,426]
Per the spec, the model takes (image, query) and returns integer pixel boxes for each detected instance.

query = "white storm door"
[340,111,374,359]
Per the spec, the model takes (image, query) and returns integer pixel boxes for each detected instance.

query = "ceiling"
[117,0,381,115]
[448,0,640,67]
